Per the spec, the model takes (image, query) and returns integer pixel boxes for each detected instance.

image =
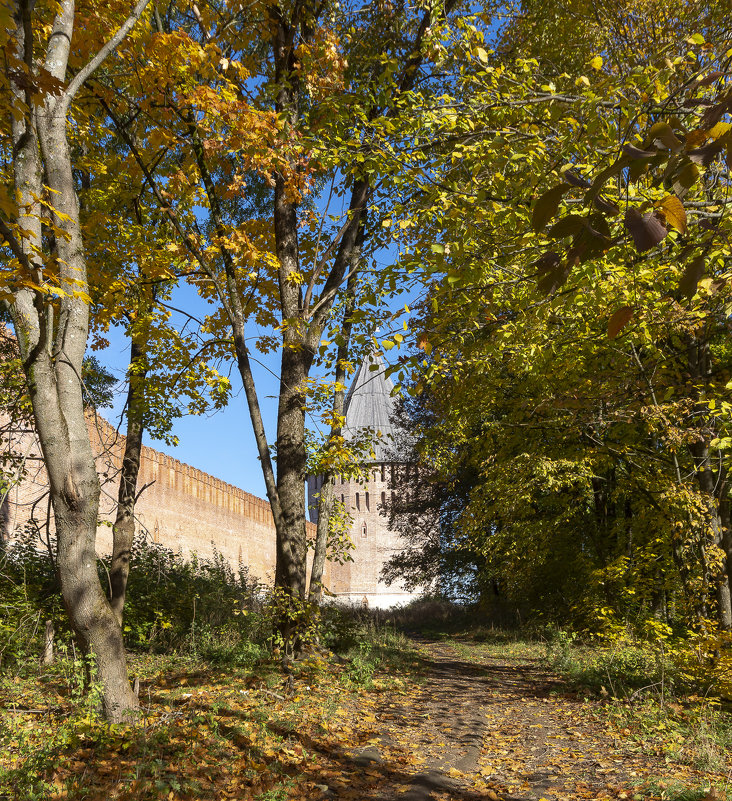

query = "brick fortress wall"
[308,462,418,607]
[3,414,321,588]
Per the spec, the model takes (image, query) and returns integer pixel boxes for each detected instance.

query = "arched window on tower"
[365,492,370,511]
[361,522,368,538]
[381,491,386,508]
[355,492,360,511]
[381,464,386,482]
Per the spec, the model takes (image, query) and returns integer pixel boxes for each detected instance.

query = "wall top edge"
[92,414,271,508]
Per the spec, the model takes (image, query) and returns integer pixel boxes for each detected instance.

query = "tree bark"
[687,337,732,631]
[689,440,732,630]
[110,335,147,625]
[6,0,149,722]
[41,619,54,665]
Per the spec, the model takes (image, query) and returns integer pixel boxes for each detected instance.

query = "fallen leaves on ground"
[0,640,728,801]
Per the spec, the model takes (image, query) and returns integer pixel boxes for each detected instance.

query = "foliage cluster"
[2,0,732,722]
[378,29,732,692]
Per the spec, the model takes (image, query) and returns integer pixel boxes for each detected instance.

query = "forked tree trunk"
[110,336,147,624]
[6,0,149,722]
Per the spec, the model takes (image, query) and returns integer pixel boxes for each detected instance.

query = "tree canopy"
[1,0,732,719]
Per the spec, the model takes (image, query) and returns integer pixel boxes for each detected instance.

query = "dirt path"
[312,638,719,801]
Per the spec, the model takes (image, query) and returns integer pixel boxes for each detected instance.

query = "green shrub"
[0,525,65,671]
[118,539,269,655]
[545,629,680,698]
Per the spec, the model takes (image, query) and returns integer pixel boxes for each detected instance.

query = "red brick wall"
[3,414,321,588]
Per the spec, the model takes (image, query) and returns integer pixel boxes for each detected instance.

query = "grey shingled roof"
[343,352,398,462]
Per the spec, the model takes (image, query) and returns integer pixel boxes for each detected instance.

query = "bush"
[545,629,681,698]
[120,539,267,654]
[0,532,271,670]
[0,526,64,671]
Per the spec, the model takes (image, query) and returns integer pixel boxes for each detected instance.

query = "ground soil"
[2,636,725,801]
[313,638,722,801]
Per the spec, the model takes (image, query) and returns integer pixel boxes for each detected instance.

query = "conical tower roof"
[343,352,397,462]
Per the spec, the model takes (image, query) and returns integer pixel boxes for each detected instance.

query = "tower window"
[365,492,370,511]
[341,494,344,504]
[361,522,367,538]
[356,492,360,511]
[381,491,386,507]
[381,464,386,482]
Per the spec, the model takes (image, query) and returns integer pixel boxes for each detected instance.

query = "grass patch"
[544,630,732,780]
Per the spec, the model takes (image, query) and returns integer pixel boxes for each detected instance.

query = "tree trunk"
[687,337,732,630]
[689,440,732,630]
[274,345,310,625]
[721,497,732,618]
[6,0,148,722]
[110,336,147,625]
[309,248,361,604]
[41,620,54,665]
[309,478,334,605]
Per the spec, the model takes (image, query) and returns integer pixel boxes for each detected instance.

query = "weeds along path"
[326,637,726,801]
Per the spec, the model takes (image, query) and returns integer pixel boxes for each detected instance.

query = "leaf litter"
[0,638,728,801]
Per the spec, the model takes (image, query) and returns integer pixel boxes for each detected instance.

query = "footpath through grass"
[1,619,730,801]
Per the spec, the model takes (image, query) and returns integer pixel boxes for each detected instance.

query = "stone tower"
[307,353,420,608]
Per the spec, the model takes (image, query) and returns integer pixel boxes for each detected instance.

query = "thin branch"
[65,0,153,102]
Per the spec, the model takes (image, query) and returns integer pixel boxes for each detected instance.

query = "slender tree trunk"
[689,440,732,630]
[720,498,732,615]
[41,620,54,665]
[110,336,147,625]
[686,336,732,629]
[309,246,361,604]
